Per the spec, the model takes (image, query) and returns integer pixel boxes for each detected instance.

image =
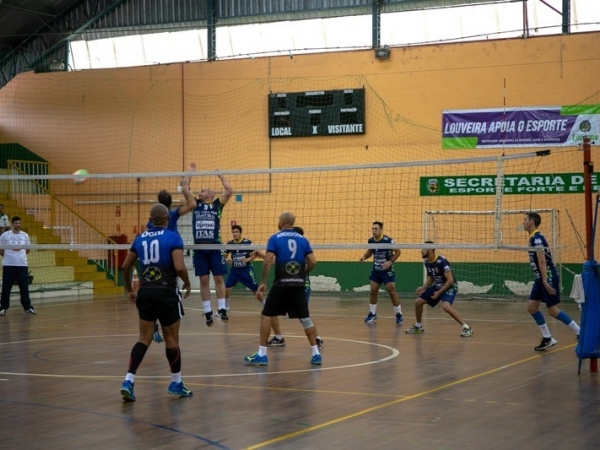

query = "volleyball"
[73,169,89,184]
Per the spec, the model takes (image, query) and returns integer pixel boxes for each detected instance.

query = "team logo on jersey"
[427,179,440,194]
[285,261,301,275]
[143,266,162,282]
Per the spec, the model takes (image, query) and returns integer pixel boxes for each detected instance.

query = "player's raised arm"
[217,171,234,204]
[177,163,197,216]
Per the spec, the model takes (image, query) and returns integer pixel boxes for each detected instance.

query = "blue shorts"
[369,270,396,286]
[225,266,259,292]
[420,285,458,307]
[530,276,561,307]
[193,249,227,277]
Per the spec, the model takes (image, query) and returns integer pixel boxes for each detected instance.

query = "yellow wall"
[0,32,598,263]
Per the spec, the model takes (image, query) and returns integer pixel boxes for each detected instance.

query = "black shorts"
[262,285,309,319]
[136,286,184,327]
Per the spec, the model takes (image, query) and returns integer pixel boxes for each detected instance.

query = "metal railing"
[8,160,118,283]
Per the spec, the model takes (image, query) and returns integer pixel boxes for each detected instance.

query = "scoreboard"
[268,88,365,138]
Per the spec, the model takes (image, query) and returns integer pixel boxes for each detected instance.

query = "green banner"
[420,173,600,196]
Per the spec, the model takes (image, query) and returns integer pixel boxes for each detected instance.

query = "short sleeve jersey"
[130,227,184,288]
[424,254,456,289]
[192,198,225,244]
[226,238,253,269]
[146,209,181,234]
[528,230,555,278]
[266,229,313,287]
[0,230,30,266]
[369,235,396,271]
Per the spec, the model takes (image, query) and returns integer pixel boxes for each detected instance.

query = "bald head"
[278,212,296,230]
[150,203,169,227]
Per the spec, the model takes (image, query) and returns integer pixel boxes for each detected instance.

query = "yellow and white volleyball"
[72,169,89,185]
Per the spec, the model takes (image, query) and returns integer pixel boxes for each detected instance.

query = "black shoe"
[205,311,214,327]
[534,337,557,351]
[217,309,229,322]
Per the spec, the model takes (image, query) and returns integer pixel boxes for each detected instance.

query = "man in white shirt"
[0,216,35,315]
[0,204,9,234]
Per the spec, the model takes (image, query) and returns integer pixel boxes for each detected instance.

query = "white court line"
[0,334,399,379]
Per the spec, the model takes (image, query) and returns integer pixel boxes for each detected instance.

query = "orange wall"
[0,32,598,262]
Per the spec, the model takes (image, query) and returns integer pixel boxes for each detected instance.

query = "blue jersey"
[130,227,184,288]
[424,254,457,289]
[528,230,555,278]
[193,198,225,244]
[146,209,181,234]
[368,235,396,271]
[226,238,254,270]
[266,228,313,287]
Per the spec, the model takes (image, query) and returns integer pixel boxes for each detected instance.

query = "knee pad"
[299,317,314,329]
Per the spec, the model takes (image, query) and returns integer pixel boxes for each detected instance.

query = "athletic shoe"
[244,352,268,365]
[24,308,36,315]
[364,312,378,323]
[310,354,322,365]
[405,324,424,334]
[205,311,214,327]
[316,337,324,349]
[120,380,136,402]
[534,337,557,351]
[461,326,473,337]
[153,325,164,343]
[395,313,403,324]
[0,309,5,316]
[267,337,286,347]
[167,381,193,397]
[217,308,229,322]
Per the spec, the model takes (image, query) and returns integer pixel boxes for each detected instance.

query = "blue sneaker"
[120,380,136,402]
[167,381,193,397]
[310,354,322,365]
[395,313,403,324]
[364,312,378,323]
[244,352,268,365]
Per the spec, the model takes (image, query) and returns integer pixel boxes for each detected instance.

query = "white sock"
[275,334,282,340]
[415,322,423,328]
[125,373,135,382]
[171,372,182,383]
[539,324,552,338]
[463,323,470,329]
[225,298,230,310]
[569,321,581,335]
[394,305,402,314]
[258,346,267,357]
[203,300,212,313]
[369,304,377,314]
[311,345,319,356]
[218,298,226,310]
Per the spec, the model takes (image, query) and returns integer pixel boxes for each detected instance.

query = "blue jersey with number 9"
[130,227,184,287]
[266,229,313,287]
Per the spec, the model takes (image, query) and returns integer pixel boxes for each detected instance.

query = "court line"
[0,399,231,449]
[0,334,400,378]
[244,344,576,450]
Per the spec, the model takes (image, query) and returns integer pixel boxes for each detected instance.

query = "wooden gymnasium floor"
[0,292,598,450]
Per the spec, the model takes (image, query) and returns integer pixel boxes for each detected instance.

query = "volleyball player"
[360,221,403,324]
[192,172,234,326]
[523,212,579,351]
[120,204,193,401]
[244,212,321,366]
[405,241,472,337]
[222,224,265,318]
